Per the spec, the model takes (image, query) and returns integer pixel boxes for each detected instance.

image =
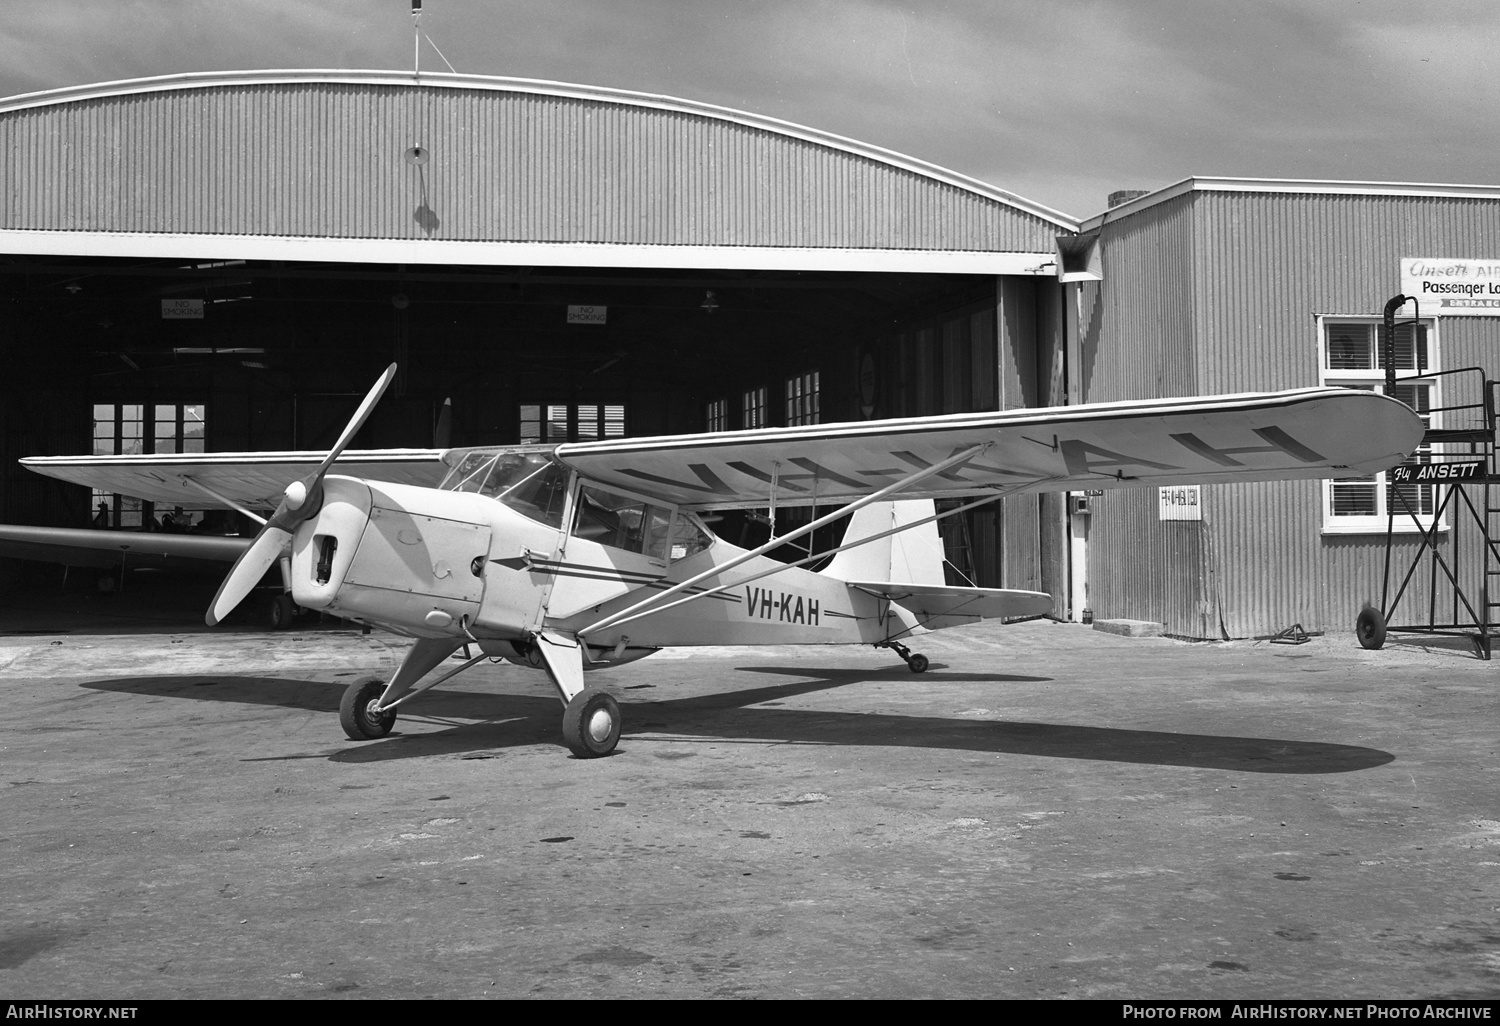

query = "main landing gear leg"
[536,631,621,758]
[876,639,930,674]
[271,553,297,631]
[338,638,462,740]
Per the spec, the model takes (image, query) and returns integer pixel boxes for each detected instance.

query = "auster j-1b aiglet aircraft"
[8,364,1423,757]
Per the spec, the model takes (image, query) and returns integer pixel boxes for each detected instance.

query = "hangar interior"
[0,71,1077,609]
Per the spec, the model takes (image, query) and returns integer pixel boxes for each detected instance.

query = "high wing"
[552,388,1424,510]
[12,390,1422,519]
[0,524,251,571]
[19,449,447,509]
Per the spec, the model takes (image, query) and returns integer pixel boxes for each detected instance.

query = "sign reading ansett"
[1390,460,1486,483]
[1401,259,1500,315]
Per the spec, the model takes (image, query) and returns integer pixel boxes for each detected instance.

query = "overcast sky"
[1,0,1495,218]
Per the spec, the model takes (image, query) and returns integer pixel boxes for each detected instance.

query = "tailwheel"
[340,676,396,740]
[879,639,929,673]
[1355,607,1387,650]
[561,690,622,758]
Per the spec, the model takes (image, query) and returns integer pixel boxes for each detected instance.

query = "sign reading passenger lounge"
[1401,259,1500,315]
[1390,460,1486,483]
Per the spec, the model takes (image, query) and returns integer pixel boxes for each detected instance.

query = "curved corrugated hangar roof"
[0,70,1074,272]
[0,70,1078,539]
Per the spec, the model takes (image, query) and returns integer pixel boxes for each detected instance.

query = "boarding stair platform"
[1358,365,1500,660]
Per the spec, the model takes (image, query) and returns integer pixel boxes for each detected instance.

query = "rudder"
[820,500,946,585]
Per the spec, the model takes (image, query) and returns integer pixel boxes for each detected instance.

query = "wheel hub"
[586,708,614,743]
[365,698,384,722]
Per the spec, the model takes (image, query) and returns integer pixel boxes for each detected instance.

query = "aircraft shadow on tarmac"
[78,668,1395,774]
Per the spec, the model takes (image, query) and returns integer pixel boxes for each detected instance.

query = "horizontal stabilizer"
[847,581,1053,623]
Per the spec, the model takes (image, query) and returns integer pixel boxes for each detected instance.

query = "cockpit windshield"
[439,448,571,528]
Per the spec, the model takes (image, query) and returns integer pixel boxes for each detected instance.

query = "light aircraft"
[6,365,1423,757]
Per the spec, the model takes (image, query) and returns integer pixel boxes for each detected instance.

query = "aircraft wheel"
[1355,607,1386,650]
[269,594,296,631]
[340,676,396,740]
[561,690,621,758]
[907,653,930,673]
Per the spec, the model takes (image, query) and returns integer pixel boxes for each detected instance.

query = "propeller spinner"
[205,363,398,626]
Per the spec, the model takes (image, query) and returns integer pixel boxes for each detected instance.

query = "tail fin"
[820,500,946,585]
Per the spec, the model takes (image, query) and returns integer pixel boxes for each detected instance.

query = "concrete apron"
[2,619,1498,999]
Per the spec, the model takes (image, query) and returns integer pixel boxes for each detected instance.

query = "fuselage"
[286,463,918,659]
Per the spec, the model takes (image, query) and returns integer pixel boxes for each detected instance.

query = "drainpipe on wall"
[1064,279,1089,622]
[1070,495,1091,623]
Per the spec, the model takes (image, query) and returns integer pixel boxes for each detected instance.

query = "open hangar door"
[0,255,1068,605]
[1,255,1061,573]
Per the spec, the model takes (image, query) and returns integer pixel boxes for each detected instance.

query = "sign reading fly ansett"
[1401,259,1500,315]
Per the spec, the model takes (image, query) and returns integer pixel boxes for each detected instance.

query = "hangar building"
[2,70,1498,640]
[0,70,1079,613]
[1079,180,1500,640]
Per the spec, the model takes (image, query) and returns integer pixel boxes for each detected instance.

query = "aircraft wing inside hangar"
[19,449,448,509]
[0,523,250,572]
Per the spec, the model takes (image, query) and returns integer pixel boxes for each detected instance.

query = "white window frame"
[742,386,767,429]
[1317,315,1442,535]
[785,370,820,426]
[520,403,626,444]
[92,402,206,528]
[706,398,728,432]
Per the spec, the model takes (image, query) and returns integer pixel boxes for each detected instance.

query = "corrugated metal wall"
[1079,194,1213,634]
[0,81,1061,251]
[1088,187,1500,638]
[1196,192,1500,638]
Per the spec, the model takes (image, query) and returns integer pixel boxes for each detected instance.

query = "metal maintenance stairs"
[1367,367,1500,660]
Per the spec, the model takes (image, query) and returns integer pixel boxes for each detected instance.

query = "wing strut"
[576,443,992,642]
[181,475,269,526]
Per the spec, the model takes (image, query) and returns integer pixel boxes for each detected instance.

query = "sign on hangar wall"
[1401,259,1500,315]
[1159,485,1202,521]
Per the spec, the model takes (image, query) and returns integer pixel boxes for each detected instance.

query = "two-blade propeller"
[205,363,398,626]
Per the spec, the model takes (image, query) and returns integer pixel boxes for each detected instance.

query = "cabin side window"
[668,513,715,561]
[572,484,673,562]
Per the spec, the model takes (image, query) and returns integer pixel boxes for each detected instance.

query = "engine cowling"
[291,476,494,637]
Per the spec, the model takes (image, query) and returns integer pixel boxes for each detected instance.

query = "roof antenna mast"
[412,0,422,78]
[409,2,458,76]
